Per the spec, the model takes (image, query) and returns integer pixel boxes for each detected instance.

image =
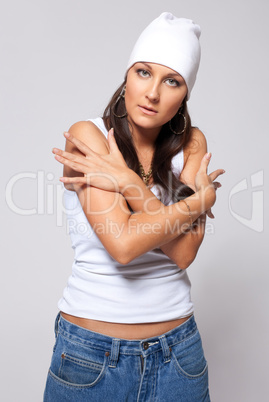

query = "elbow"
[103,232,139,265]
[109,242,136,265]
[178,260,192,270]
[113,244,145,265]
[178,253,197,270]
[113,253,134,265]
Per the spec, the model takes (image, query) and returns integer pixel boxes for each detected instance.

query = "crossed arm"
[53,121,224,267]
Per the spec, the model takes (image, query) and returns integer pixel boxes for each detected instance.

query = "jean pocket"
[171,329,208,379]
[49,334,109,388]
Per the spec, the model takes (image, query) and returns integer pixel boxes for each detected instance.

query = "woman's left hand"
[52,129,132,192]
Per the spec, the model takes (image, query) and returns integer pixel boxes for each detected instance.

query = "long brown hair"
[103,80,195,203]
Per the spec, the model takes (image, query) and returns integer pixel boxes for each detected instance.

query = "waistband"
[55,312,197,365]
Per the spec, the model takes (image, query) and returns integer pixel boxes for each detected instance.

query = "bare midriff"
[60,312,192,340]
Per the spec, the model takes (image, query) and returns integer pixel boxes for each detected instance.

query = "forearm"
[121,169,163,214]
[160,214,206,269]
[120,170,207,265]
[109,189,213,263]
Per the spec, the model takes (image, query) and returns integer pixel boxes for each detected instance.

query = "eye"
[166,78,180,87]
[137,69,150,78]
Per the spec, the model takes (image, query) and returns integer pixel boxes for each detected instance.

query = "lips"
[138,105,158,116]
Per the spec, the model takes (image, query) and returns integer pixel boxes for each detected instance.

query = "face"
[125,62,188,132]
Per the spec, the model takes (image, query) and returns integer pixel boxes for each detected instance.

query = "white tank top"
[58,117,193,323]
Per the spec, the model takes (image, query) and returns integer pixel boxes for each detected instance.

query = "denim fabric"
[44,313,210,401]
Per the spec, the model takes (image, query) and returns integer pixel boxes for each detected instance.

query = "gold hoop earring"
[112,86,127,118]
[169,111,186,135]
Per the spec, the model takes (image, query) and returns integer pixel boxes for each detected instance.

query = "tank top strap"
[86,117,108,138]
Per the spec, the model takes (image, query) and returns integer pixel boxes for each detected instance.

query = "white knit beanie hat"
[127,12,201,100]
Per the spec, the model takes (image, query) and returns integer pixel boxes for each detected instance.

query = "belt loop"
[54,312,61,338]
[159,335,171,363]
[109,339,120,368]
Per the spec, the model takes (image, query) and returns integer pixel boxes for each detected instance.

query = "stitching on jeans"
[140,355,144,374]
[58,330,107,353]
[159,336,171,363]
[171,352,209,379]
[152,353,158,401]
[108,339,120,368]
[61,352,103,370]
[169,327,197,349]
[48,353,110,389]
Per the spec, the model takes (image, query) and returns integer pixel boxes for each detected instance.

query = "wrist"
[199,186,216,212]
[121,170,164,214]
[120,169,141,196]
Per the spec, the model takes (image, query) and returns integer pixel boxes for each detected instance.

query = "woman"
[44,12,224,401]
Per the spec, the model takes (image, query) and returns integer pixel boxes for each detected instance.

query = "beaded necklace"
[139,162,153,186]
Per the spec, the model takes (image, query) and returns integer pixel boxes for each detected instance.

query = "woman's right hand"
[195,152,225,211]
[53,129,134,192]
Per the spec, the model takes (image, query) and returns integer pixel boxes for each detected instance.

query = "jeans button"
[143,342,149,350]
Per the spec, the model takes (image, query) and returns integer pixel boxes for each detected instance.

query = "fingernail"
[52,148,59,153]
[109,128,114,135]
[64,132,70,137]
[222,169,226,173]
[205,152,212,160]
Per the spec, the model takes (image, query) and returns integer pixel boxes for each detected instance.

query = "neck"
[129,122,161,153]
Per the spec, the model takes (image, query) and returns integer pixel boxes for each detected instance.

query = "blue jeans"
[44,313,210,401]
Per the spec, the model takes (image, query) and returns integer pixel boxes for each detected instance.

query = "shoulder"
[184,127,207,158]
[67,120,109,154]
[63,120,109,190]
[180,127,207,188]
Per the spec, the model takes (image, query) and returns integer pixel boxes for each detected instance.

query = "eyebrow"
[138,62,183,80]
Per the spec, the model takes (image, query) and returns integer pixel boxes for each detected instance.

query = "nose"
[146,82,160,103]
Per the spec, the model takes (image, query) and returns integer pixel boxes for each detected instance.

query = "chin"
[129,115,163,130]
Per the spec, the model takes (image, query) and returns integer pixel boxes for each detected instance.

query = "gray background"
[1,0,268,401]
